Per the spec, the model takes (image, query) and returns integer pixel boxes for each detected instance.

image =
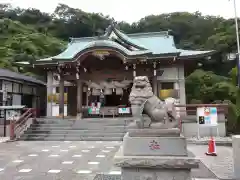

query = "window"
[32,87,37,95]
[4,81,13,92]
[161,82,174,89]
[13,83,20,93]
[0,80,2,90]
[22,85,32,94]
[19,84,23,93]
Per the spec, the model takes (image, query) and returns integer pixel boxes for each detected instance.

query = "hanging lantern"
[104,88,112,95]
[116,88,123,95]
[83,87,87,92]
[92,89,101,96]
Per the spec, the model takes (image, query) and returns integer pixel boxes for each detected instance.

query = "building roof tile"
[22,25,215,64]
[0,68,45,85]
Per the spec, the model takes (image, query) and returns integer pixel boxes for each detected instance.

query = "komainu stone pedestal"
[114,129,200,180]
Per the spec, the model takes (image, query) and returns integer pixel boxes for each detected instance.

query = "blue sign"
[210,107,217,114]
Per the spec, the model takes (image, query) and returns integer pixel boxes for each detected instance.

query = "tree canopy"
[0,3,239,103]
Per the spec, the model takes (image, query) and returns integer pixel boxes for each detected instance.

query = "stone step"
[93,174,219,180]
[19,117,131,141]
[25,129,127,134]
[94,174,121,180]
[22,132,125,137]
[36,122,129,127]
[29,125,127,131]
[36,118,133,125]
[18,136,123,141]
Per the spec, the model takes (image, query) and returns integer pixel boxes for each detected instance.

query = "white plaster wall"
[52,105,67,117]
[157,65,186,105]
[157,65,184,81]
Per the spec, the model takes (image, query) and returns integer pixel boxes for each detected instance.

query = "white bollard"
[232,135,240,179]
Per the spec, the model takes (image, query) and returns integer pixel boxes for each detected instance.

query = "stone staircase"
[19,117,133,141]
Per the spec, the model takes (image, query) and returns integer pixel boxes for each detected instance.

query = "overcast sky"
[1,0,239,23]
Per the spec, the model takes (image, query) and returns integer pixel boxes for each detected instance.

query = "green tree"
[0,18,65,74]
[185,69,235,103]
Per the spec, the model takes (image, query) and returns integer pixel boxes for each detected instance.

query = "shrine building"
[18,24,215,119]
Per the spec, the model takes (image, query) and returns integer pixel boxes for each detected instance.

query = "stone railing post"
[232,135,240,179]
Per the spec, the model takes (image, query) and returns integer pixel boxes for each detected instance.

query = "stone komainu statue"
[129,76,178,129]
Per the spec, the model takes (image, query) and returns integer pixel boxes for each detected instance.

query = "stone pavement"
[0,141,122,180]
[188,144,234,180]
[0,141,226,180]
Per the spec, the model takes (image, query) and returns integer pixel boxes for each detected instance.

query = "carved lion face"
[133,76,150,89]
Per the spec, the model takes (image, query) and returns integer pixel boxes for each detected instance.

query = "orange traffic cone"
[205,137,217,156]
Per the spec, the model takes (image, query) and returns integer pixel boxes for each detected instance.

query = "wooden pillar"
[77,80,83,119]
[133,64,136,77]
[153,77,158,96]
[86,86,89,106]
[47,71,53,117]
[153,62,157,96]
[59,76,65,119]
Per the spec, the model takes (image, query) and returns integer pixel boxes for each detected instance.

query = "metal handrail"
[14,108,36,136]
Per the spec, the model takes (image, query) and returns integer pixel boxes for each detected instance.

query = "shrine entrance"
[67,53,134,118]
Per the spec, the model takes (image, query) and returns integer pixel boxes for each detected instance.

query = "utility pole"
[232,0,240,87]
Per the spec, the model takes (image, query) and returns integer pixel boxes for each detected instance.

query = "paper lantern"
[116,88,123,95]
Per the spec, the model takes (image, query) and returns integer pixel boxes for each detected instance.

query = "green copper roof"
[51,39,150,60]
[34,24,215,63]
[128,32,178,55]
[113,29,148,50]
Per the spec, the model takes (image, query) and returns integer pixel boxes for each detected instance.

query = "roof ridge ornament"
[98,21,116,40]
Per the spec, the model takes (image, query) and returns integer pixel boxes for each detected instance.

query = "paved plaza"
[0,141,121,180]
[0,140,234,180]
[188,144,234,180]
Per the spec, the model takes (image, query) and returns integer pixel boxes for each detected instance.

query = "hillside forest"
[1,3,240,131]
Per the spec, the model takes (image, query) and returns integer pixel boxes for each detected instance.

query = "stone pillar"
[233,135,240,179]
[47,71,53,117]
[59,76,65,119]
[77,80,83,120]
[177,65,186,105]
[179,80,186,105]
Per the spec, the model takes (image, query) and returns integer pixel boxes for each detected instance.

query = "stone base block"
[114,147,200,180]
[128,128,180,137]
[122,168,191,180]
[123,133,187,156]
[114,147,199,169]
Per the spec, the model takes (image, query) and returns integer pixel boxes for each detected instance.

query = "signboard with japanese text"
[118,107,130,114]
[197,107,218,126]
